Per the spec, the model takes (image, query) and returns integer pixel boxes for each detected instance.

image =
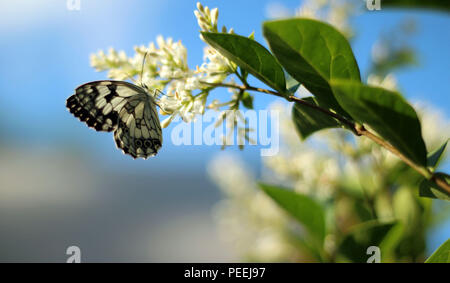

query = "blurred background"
[0,0,449,262]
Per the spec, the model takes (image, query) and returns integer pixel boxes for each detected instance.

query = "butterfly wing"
[66,80,143,132]
[67,80,162,159]
[114,96,163,159]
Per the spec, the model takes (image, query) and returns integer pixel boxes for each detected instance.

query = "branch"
[432,174,450,193]
[200,81,284,97]
[201,80,450,195]
[354,125,431,179]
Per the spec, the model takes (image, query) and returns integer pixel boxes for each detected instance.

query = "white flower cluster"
[294,0,358,38]
[367,73,398,91]
[208,153,296,261]
[194,3,253,148]
[90,36,202,126]
[263,103,341,200]
[267,0,374,38]
[90,2,250,141]
[208,0,450,262]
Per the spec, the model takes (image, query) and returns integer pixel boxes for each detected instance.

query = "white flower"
[414,102,450,151]
[88,3,252,138]
[200,46,235,77]
[90,48,132,73]
[294,0,356,37]
[185,76,202,91]
[372,40,390,64]
[194,2,219,32]
[367,73,398,91]
[160,115,175,129]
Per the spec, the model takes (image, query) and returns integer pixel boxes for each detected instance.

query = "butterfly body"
[66,80,162,159]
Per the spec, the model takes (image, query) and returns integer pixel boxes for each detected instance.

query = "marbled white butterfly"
[66,80,162,159]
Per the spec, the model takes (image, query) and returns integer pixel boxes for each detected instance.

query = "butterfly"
[66,80,163,159]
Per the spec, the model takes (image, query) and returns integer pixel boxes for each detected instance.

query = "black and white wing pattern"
[66,80,162,159]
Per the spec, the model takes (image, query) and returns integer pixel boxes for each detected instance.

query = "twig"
[201,81,450,194]
[200,81,283,97]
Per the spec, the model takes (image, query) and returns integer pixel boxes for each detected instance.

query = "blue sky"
[0,0,448,165]
[0,0,448,258]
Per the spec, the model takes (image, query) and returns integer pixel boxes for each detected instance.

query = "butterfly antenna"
[140,51,149,88]
[153,88,167,101]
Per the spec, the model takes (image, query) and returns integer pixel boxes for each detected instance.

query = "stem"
[433,175,450,193]
[201,81,450,195]
[200,81,283,97]
[354,125,431,178]
[234,69,249,87]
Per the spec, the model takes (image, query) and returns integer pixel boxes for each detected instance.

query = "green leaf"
[419,173,450,201]
[427,139,448,169]
[353,201,374,222]
[259,183,326,245]
[239,66,249,81]
[382,0,450,11]
[292,97,342,140]
[338,221,398,262]
[201,32,286,94]
[241,92,253,109]
[378,222,404,262]
[263,18,360,116]
[426,239,450,263]
[331,80,427,167]
[286,73,301,94]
